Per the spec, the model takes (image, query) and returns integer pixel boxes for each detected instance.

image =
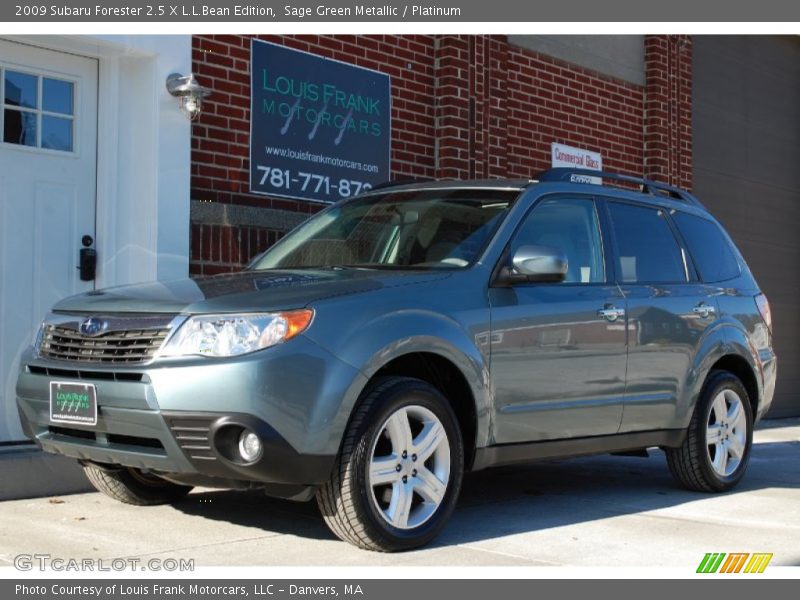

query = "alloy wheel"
[367,404,451,530]
[706,389,747,477]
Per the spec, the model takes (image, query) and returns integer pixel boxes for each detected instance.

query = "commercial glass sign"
[551,142,602,184]
[250,39,391,203]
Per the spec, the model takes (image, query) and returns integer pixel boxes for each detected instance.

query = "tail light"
[755,293,772,332]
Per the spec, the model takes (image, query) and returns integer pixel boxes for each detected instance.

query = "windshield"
[249,189,518,271]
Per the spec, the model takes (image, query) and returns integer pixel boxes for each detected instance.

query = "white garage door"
[0,39,98,442]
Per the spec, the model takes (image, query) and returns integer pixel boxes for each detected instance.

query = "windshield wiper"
[251,264,435,272]
[286,265,369,271]
[348,264,435,271]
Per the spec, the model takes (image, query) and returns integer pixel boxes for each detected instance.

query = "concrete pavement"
[0,419,797,567]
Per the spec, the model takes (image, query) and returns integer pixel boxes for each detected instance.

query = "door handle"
[77,235,96,281]
[598,306,625,322]
[692,303,716,319]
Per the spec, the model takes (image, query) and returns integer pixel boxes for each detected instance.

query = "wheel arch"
[368,351,480,470]
[707,354,760,419]
[683,322,762,427]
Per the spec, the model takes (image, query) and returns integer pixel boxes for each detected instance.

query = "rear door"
[489,195,627,443]
[603,200,721,432]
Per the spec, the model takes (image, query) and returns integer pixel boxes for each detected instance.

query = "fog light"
[238,430,262,462]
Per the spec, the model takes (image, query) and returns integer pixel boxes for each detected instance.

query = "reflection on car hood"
[52,269,452,314]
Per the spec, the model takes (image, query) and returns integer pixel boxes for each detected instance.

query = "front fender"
[306,308,493,451]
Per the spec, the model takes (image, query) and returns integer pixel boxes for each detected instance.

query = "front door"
[0,39,98,442]
[489,196,627,443]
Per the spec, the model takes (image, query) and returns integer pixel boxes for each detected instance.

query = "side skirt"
[471,429,686,471]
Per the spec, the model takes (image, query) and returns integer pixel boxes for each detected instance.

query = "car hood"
[52,269,452,315]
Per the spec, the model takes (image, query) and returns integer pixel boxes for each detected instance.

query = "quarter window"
[672,212,741,282]
[511,197,605,283]
[607,202,687,283]
[2,68,75,152]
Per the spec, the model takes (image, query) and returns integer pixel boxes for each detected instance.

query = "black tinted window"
[607,202,686,283]
[673,212,740,282]
[512,198,605,283]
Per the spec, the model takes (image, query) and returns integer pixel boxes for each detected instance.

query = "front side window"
[672,212,741,283]
[607,202,687,283]
[249,189,518,271]
[510,197,606,283]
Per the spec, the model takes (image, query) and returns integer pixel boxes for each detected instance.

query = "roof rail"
[535,168,700,205]
[368,178,435,191]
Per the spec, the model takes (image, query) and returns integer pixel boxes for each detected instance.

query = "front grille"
[164,416,217,462]
[39,325,169,364]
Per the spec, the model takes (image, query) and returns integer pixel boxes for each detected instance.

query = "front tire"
[83,464,193,505]
[316,376,464,552]
[666,370,753,492]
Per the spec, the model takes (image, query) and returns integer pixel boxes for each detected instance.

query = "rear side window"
[607,202,687,283]
[672,212,741,282]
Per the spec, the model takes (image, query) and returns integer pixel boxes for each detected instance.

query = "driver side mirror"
[497,244,568,285]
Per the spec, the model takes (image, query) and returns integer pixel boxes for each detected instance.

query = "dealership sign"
[551,142,602,184]
[250,40,391,203]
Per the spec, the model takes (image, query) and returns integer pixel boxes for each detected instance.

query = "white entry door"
[0,40,98,442]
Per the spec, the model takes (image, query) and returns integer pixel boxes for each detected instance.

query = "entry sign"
[551,142,603,184]
[250,40,391,203]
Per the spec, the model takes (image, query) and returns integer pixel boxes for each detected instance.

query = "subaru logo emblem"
[79,317,107,337]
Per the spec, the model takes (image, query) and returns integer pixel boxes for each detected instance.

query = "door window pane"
[672,212,741,282]
[4,71,37,108]
[42,78,74,115]
[3,109,36,146]
[607,202,686,283]
[41,115,72,151]
[512,198,605,283]
[2,69,76,153]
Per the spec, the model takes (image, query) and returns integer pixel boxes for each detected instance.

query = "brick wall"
[190,34,692,275]
[643,35,693,189]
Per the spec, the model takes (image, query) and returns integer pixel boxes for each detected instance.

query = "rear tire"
[666,370,753,492]
[83,464,193,505]
[316,376,464,552]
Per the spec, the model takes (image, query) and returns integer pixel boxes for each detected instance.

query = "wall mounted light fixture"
[165,73,212,121]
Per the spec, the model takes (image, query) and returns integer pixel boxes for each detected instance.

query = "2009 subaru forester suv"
[17,168,776,552]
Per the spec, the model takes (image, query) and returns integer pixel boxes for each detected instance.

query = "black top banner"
[3,0,800,22]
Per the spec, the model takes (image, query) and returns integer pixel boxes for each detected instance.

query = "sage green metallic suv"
[17,169,776,551]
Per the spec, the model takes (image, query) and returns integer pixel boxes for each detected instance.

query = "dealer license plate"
[49,381,97,426]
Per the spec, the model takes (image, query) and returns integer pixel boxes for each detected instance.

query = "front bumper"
[16,335,367,493]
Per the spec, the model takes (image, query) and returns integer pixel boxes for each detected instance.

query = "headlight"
[159,309,313,358]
